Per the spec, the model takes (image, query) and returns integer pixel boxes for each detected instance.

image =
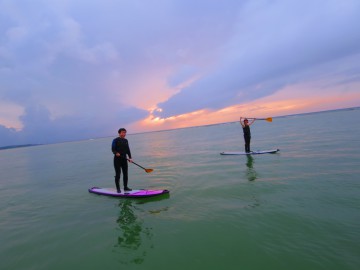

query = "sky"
[1,0,360,147]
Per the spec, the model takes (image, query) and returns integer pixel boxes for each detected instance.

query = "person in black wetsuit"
[112,128,133,193]
[240,117,256,153]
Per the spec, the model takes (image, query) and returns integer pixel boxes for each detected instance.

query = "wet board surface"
[220,149,280,155]
[88,187,169,198]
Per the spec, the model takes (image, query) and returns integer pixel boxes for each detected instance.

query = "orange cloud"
[128,77,360,133]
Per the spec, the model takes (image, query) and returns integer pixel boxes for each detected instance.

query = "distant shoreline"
[0,144,42,151]
[274,106,360,119]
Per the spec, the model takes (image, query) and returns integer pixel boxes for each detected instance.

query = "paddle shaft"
[127,159,153,173]
[129,160,146,170]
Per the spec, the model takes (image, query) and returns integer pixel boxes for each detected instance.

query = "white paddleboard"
[220,149,280,155]
[89,187,169,198]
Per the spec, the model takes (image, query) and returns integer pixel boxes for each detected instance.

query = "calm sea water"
[1,108,359,270]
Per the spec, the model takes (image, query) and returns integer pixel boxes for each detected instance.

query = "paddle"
[245,117,273,122]
[128,159,154,173]
[257,117,272,122]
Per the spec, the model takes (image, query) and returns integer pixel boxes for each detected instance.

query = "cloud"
[0,103,148,147]
[0,0,360,146]
[0,125,18,146]
[154,0,360,118]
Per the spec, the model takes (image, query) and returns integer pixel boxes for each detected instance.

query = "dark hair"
[118,128,127,133]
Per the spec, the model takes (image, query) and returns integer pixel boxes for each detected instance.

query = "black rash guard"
[242,125,251,138]
[111,137,132,159]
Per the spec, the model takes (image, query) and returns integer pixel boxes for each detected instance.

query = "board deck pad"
[89,187,169,198]
[220,149,280,155]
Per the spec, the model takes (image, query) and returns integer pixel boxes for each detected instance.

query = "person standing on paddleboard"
[112,128,133,193]
[240,117,256,153]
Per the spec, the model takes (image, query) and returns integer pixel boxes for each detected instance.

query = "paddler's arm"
[248,118,256,125]
[111,139,118,155]
[127,143,132,162]
[240,117,245,128]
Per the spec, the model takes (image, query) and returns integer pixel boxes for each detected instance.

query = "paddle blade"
[145,168,154,173]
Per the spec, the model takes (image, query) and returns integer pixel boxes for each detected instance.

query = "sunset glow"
[1,1,359,146]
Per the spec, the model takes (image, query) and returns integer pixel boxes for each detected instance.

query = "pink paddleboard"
[89,187,169,198]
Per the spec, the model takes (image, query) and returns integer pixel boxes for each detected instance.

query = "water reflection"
[245,156,260,208]
[246,155,257,181]
[114,195,169,264]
